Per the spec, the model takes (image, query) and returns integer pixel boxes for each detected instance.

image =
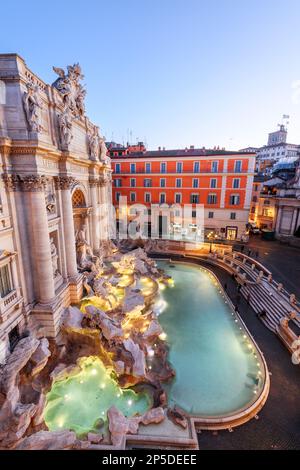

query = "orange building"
[109,144,256,240]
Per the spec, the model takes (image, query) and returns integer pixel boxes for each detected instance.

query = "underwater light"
[128,399,133,406]
[91,368,97,376]
[100,383,106,389]
[148,349,155,357]
[159,332,167,341]
[57,418,64,428]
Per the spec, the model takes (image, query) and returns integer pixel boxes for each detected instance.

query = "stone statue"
[76,224,95,270]
[50,238,59,278]
[45,192,56,214]
[22,81,42,132]
[99,136,109,164]
[87,125,100,160]
[58,107,73,147]
[52,63,86,118]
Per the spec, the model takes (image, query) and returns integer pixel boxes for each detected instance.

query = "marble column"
[55,176,78,279]
[100,177,109,241]
[89,178,100,252]
[20,175,55,304]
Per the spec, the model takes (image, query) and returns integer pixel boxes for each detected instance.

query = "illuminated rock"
[85,306,123,340]
[123,288,145,314]
[143,320,163,339]
[61,306,84,330]
[123,338,146,377]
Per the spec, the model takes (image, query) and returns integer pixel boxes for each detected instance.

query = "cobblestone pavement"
[196,263,300,450]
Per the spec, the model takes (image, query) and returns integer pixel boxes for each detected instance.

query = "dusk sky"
[1,0,300,150]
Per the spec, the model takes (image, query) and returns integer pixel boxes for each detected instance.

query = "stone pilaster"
[89,177,100,252]
[19,175,56,305]
[54,176,82,303]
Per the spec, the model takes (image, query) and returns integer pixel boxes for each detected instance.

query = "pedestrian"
[224,282,227,291]
[241,245,245,253]
[257,309,266,319]
[236,293,241,304]
[237,284,241,293]
[247,292,251,305]
[235,305,239,314]
[247,249,251,257]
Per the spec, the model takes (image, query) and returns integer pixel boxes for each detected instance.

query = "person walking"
[256,250,259,259]
[247,292,251,305]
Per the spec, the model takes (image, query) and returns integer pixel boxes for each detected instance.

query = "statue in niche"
[50,238,59,278]
[22,81,42,132]
[52,63,86,118]
[58,107,73,147]
[87,125,100,160]
[45,190,56,214]
[76,224,99,271]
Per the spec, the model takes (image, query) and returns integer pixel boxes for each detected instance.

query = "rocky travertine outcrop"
[61,306,84,330]
[108,405,165,446]
[0,336,53,448]
[30,338,51,376]
[84,305,123,340]
[167,406,188,429]
[1,337,40,396]
[16,430,77,450]
[123,338,146,378]
[140,407,165,425]
[123,288,145,314]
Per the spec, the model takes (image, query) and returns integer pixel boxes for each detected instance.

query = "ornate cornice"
[2,174,47,192]
[54,175,77,190]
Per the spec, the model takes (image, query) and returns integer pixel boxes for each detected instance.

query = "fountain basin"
[155,260,269,427]
[44,356,150,437]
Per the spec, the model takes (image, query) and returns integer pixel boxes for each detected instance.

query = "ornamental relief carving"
[18,175,47,192]
[2,174,47,192]
[54,176,78,190]
[88,177,100,188]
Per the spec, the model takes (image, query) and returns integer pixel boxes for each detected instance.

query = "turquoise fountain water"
[156,260,265,417]
[44,356,150,436]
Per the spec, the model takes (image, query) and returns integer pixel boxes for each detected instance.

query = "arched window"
[72,189,86,208]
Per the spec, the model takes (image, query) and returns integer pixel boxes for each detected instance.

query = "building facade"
[110,145,256,241]
[0,54,112,363]
[255,125,300,173]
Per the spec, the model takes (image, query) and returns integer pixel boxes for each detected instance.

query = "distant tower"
[267,124,287,145]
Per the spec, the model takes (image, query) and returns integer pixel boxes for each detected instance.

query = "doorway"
[226,226,238,240]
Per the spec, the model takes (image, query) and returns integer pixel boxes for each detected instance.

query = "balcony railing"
[0,288,22,320]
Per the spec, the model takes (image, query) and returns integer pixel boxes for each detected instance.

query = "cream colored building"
[0,54,112,363]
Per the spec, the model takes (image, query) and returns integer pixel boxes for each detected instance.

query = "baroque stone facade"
[0,54,112,363]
